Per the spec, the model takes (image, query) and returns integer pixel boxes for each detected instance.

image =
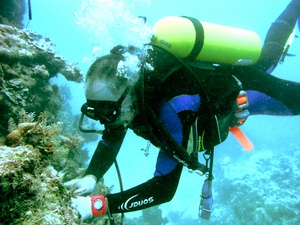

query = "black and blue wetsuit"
[85,0,300,214]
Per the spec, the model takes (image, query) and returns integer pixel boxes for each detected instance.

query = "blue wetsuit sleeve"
[154,94,201,176]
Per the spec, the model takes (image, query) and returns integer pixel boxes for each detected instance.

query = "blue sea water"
[22,0,300,224]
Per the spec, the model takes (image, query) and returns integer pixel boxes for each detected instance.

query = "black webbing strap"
[138,63,204,170]
[145,104,190,163]
[144,103,207,173]
[137,68,190,163]
[182,16,205,61]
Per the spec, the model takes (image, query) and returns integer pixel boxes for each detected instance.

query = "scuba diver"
[65,0,300,222]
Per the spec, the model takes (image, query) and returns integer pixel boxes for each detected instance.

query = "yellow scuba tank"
[151,16,262,66]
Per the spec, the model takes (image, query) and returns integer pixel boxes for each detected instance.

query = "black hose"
[106,160,124,225]
[114,160,124,225]
[79,113,103,134]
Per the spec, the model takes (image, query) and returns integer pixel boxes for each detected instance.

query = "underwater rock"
[0,24,83,136]
[0,14,110,225]
[0,145,81,224]
[5,110,90,175]
[0,24,83,82]
[0,110,110,224]
[0,0,25,28]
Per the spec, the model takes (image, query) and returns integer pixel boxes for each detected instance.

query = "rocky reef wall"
[0,24,83,136]
[0,145,81,224]
[0,5,110,224]
[0,0,26,28]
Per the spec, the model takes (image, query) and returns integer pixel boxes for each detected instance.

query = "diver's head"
[82,46,140,126]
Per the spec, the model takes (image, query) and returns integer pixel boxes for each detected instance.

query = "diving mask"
[81,85,131,124]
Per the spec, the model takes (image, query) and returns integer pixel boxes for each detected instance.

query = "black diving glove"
[187,155,208,176]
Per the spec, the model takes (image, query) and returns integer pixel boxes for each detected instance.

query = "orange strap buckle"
[230,90,254,151]
[231,90,250,127]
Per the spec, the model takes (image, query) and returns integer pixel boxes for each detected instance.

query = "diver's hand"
[71,195,107,221]
[71,196,92,221]
[64,175,97,195]
[187,156,208,176]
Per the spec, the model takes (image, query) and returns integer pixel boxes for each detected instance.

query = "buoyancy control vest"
[132,44,242,153]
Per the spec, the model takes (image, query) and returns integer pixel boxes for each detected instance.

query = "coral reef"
[0,111,80,224]
[209,145,300,225]
[0,144,81,224]
[0,23,83,136]
[0,6,111,225]
[0,0,25,28]
[5,109,90,181]
[0,110,110,224]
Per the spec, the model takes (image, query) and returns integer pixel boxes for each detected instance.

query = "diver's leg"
[246,90,294,116]
[256,0,300,72]
[236,66,300,115]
